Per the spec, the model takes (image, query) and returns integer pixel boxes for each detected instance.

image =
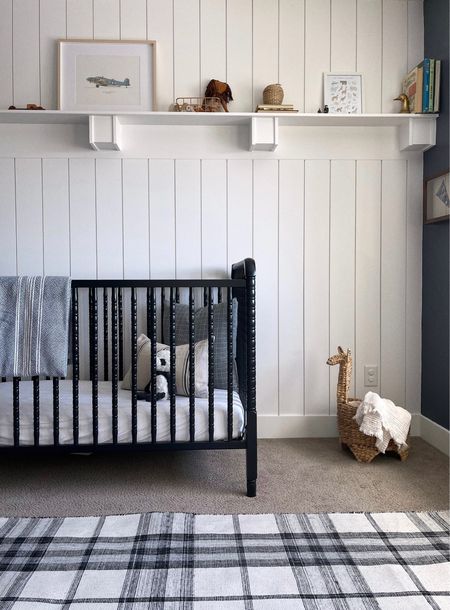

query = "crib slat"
[161,287,165,343]
[131,287,138,444]
[227,287,233,441]
[169,288,176,443]
[118,288,124,380]
[103,288,109,381]
[53,378,59,445]
[13,377,20,447]
[72,286,79,446]
[218,287,223,303]
[149,287,157,444]
[189,287,195,442]
[203,287,208,307]
[112,287,119,444]
[90,287,99,446]
[33,376,40,446]
[175,287,180,303]
[208,287,215,442]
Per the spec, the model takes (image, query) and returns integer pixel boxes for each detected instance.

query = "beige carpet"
[1,437,448,517]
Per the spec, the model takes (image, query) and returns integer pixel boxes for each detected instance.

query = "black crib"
[0,259,257,497]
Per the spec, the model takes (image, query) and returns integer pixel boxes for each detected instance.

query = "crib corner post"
[245,259,257,498]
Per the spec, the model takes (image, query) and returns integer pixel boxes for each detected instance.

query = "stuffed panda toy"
[136,349,172,402]
[157,348,171,373]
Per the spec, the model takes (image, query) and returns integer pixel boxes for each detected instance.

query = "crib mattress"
[0,380,245,446]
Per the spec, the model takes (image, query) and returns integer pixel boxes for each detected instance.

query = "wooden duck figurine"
[394,93,410,113]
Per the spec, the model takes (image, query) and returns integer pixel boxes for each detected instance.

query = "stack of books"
[402,58,441,113]
[255,104,298,113]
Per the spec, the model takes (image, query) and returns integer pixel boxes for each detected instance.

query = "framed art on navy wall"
[58,40,156,112]
[424,170,450,223]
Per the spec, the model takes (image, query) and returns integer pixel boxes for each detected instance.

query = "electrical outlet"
[364,365,378,387]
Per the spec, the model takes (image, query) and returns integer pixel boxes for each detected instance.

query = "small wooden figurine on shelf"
[9,104,45,110]
[204,79,233,112]
[393,93,410,113]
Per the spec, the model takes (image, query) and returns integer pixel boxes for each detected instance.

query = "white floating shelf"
[0,110,438,152]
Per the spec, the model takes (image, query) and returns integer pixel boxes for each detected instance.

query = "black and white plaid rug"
[0,510,448,608]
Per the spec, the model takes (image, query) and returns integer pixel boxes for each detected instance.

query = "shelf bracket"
[89,115,122,151]
[249,116,278,151]
[398,117,436,152]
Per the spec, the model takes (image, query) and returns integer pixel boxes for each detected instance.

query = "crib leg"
[246,411,257,497]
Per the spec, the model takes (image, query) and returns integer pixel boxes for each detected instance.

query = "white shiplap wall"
[0,0,424,435]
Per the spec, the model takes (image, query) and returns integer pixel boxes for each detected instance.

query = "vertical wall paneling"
[67,0,94,38]
[407,0,424,71]
[42,159,70,276]
[200,0,226,91]
[405,155,423,413]
[15,159,43,275]
[252,0,279,109]
[0,2,427,428]
[305,0,331,112]
[253,160,278,416]
[279,0,305,112]
[381,159,407,407]
[93,0,120,39]
[0,159,16,275]
[147,0,174,110]
[0,0,13,108]
[382,0,408,113]
[226,0,252,112]
[201,160,227,278]
[173,0,200,98]
[120,0,147,39]
[40,0,66,110]
[149,160,176,279]
[69,156,100,381]
[13,0,40,107]
[355,160,381,398]
[304,160,330,415]
[331,0,356,71]
[356,0,382,113]
[95,159,123,278]
[329,160,356,408]
[175,160,201,278]
[122,159,149,279]
[278,160,304,415]
[227,160,253,265]
[69,159,97,279]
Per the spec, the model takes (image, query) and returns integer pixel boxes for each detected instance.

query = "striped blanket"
[0,510,448,608]
[0,276,71,378]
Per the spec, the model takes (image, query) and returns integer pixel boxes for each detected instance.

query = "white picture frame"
[58,40,156,112]
[323,72,363,114]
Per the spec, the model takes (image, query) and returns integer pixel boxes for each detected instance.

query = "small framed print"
[424,170,450,224]
[58,39,156,111]
[323,73,363,114]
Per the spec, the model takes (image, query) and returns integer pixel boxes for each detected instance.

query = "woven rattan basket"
[263,83,284,105]
[327,347,409,463]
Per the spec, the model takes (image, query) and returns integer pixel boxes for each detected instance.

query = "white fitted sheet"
[0,380,245,446]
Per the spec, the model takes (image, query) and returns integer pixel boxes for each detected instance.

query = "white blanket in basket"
[353,391,411,453]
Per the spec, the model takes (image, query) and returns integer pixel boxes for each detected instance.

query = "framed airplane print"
[58,40,156,111]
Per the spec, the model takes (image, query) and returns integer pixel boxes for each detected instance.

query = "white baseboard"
[419,415,450,456]
[257,415,338,438]
[257,412,422,439]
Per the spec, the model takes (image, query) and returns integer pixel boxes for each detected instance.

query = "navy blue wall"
[422,0,449,429]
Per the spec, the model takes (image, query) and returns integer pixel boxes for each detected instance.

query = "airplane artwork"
[86,76,130,88]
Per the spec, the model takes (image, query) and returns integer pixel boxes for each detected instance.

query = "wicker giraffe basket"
[327,347,409,463]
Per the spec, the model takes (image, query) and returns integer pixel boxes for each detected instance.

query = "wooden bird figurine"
[394,93,410,113]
